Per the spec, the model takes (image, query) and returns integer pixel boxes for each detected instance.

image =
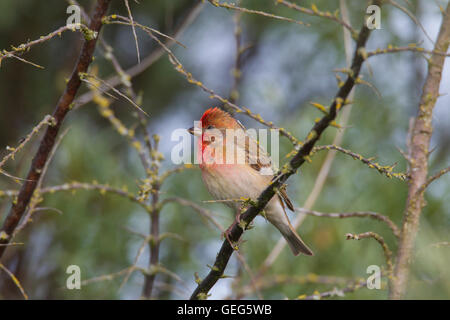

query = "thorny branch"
[0,24,96,69]
[297,208,400,239]
[310,144,408,181]
[0,115,55,182]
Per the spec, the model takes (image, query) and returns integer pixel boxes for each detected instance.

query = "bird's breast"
[200,164,271,210]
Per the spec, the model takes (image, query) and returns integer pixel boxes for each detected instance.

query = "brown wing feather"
[279,187,294,211]
[243,131,272,173]
[239,128,293,211]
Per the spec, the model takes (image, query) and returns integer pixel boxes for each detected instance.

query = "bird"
[188,107,313,256]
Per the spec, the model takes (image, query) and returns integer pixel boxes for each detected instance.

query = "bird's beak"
[187,127,201,136]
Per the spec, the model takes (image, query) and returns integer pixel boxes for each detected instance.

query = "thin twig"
[367,45,450,58]
[297,208,400,239]
[208,0,309,26]
[0,24,93,66]
[417,165,450,194]
[0,115,55,180]
[15,128,70,235]
[346,232,394,277]
[299,278,367,300]
[124,0,140,63]
[311,144,408,181]
[0,263,28,300]
[276,0,357,37]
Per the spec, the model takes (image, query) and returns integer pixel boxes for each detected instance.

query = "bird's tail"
[281,223,314,256]
[271,219,314,256]
[265,197,314,256]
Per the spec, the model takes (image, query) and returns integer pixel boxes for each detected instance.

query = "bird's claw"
[221,214,244,250]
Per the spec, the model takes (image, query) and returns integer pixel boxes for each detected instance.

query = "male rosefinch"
[188,107,313,256]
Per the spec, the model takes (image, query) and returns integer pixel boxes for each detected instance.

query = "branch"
[276,0,357,38]
[385,0,434,44]
[208,0,309,26]
[141,165,161,299]
[236,273,351,298]
[228,1,245,107]
[367,45,450,59]
[417,165,450,194]
[297,208,400,239]
[15,128,70,235]
[0,182,147,210]
[0,263,28,300]
[311,144,408,181]
[390,3,450,299]
[123,0,140,64]
[298,278,367,300]
[0,0,112,258]
[346,232,394,277]
[0,24,95,67]
[0,115,55,181]
[190,0,381,300]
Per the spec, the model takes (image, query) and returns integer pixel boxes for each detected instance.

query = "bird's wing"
[278,186,294,211]
[233,126,294,211]
[239,129,273,175]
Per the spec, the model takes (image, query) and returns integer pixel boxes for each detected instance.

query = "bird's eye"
[207,125,214,129]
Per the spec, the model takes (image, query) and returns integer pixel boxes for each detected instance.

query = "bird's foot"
[221,214,243,250]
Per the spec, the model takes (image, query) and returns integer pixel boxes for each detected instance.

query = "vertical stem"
[390,3,450,299]
[141,132,161,299]
[142,185,160,298]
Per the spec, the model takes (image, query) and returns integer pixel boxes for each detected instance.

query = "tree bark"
[390,3,450,299]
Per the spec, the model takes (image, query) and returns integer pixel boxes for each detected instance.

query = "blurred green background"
[0,0,449,299]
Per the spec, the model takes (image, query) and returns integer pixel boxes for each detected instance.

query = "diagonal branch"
[0,0,112,259]
[190,0,381,300]
[256,0,357,277]
[0,263,28,300]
